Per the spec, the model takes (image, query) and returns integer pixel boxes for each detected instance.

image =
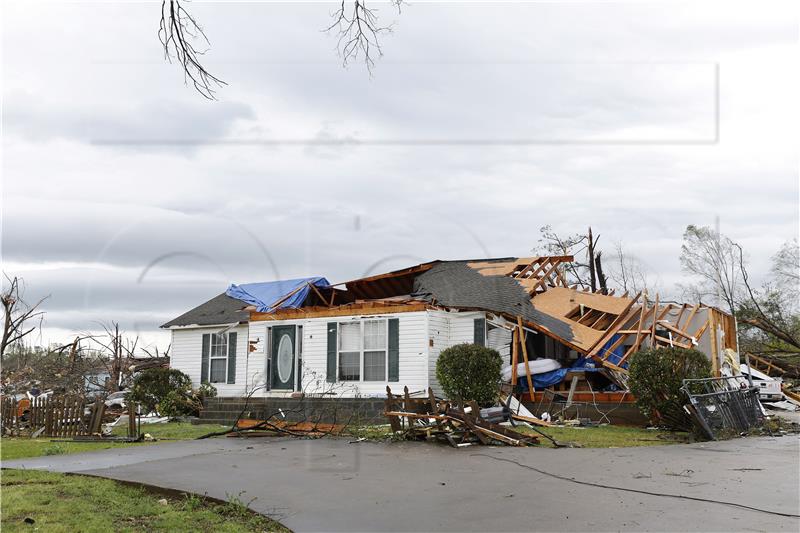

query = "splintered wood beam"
[511,328,519,385]
[528,261,562,294]
[653,335,691,349]
[649,294,660,348]
[515,261,538,279]
[692,319,710,342]
[308,282,331,307]
[525,258,552,283]
[629,297,650,355]
[265,283,307,312]
[545,268,561,288]
[656,320,696,342]
[586,292,642,356]
[674,304,687,328]
[517,317,535,397]
[709,312,719,376]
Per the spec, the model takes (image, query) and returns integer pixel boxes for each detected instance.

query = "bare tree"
[326,1,402,72]
[1,276,47,362]
[679,225,742,317]
[735,241,800,352]
[679,227,799,352]
[158,1,403,98]
[608,241,653,295]
[535,226,591,288]
[159,0,226,100]
[535,226,607,292]
[771,238,799,303]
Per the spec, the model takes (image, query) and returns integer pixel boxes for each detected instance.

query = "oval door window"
[277,334,293,383]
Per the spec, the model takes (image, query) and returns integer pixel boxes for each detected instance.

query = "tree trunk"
[588,227,597,292]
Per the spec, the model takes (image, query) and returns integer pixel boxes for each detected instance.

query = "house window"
[209,333,228,383]
[338,319,387,382]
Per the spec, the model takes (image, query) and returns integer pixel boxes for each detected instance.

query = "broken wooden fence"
[0,395,107,438]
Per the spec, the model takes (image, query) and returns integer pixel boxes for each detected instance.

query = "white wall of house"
[426,310,489,396]
[170,309,515,399]
[169,324,250,397]
[243,310,430,398]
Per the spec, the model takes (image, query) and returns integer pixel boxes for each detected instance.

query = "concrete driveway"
[4,435,799,532]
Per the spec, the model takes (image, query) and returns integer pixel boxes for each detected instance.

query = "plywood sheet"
[530,287,633,317]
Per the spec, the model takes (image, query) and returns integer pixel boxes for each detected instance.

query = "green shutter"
[388,318,399,382]
[326,322,337,383]
[474,318,486,346]
[227,331,237,384]
[201,333,210,383]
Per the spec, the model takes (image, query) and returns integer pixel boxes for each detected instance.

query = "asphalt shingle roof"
[160,293,249,328]
[411,261,575,343]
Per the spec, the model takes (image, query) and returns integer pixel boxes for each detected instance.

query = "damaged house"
[162,256,737,424]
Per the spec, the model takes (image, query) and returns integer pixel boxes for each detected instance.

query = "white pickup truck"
[740,364,783,402]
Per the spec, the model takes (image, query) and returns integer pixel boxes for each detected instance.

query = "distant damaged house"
[162,256,737,419]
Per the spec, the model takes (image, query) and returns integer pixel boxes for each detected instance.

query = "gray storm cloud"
[2,1,797,347]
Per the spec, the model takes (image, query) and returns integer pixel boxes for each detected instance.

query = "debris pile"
[682,376,765,440]
[384,386,539,447]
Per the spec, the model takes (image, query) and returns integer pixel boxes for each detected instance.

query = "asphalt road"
[4,435,799,532]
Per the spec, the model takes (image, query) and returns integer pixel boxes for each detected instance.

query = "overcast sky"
[2,0,798,350]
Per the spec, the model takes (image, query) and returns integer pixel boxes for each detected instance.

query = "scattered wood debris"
[384,386,538,447]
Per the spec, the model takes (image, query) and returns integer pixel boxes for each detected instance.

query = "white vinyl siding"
[170,311,430,398]
[260,311,429,398]
[426,310,487,397]
[169,325,248,397]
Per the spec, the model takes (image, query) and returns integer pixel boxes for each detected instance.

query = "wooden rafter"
[517,317,535,399]
[586,292,642,356]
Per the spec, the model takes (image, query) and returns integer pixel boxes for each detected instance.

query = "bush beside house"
[628,347,711,432]
[435,343,502,406]
[127,368,216,417]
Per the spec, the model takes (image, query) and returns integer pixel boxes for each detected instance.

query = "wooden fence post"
[128,402,137,439]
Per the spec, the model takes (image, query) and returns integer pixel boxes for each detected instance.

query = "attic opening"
[566,306,618,330]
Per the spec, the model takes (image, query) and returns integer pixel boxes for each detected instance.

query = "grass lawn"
[0,469,289,532]
[1,422,289,532]
[0,423,229,461]
[518,424,690,448]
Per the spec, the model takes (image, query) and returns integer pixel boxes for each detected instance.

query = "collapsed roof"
[164,255,736,375]
[249,255,736,374]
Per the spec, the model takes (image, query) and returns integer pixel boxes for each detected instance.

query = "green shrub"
[158,389,197,418]
[628,347,711,432]
[435,343,502,406]
[43,443,66,456]
[197,382,218,400]
[127,368,193,415]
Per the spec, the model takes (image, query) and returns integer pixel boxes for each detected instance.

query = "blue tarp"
[226,277,330,313]
[601,335,628,368]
